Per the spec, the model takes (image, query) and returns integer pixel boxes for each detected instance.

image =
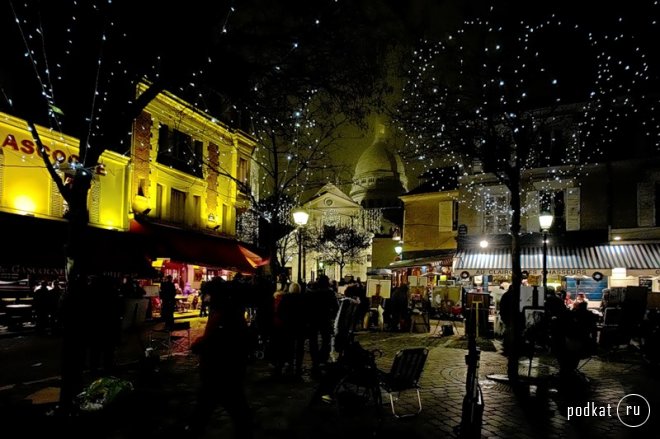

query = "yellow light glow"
[14,195,36,214]
[151,258,168,268]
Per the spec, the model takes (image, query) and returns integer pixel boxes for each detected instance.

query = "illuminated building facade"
[0,85,261,286]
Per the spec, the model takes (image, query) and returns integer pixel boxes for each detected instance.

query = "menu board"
[639,277,653,291]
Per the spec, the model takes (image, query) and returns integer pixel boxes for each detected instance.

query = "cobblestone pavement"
[1,318,658,438]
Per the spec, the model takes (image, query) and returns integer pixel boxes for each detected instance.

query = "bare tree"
[1,0,230,411]
[311,224,373,280]
[395,6,658,380]
[194,2,396,278]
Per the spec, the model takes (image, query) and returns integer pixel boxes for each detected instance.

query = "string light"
[396,3,660,222]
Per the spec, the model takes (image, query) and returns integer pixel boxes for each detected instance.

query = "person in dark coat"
[306,275,339,371]
[159,275,176,328]
[88,275,122,375]
[33,280,51,334]
[186,277,253,438]
[278,282,306,377]
[389,284,410,331]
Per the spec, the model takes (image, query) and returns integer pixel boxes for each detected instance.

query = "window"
[155,184,163,219]
[483,192,510,234]
[536,125,579,167]
[137,178,146,197]
[192,195,201,228]
[541,190,566,233]
[157,124,203,177]
[438,200,454,232]
[529,186,580,232]
[655,183,660,227]
[170,188,186,224]
[237,158,248,185]
[222,204,230,233]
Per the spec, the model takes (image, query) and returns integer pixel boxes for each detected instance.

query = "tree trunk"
[507,169,523,381]
[59,177,93,412]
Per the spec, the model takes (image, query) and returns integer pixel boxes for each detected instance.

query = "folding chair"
[379,347,429,418]
[148,321,191,358]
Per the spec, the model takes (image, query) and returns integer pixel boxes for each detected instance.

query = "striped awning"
[454,243,660,276]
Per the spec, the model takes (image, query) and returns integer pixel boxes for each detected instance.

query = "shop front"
[389,250,456,288]
[0,211,155,292]
[454,243,660,304]
[129,219,269,289]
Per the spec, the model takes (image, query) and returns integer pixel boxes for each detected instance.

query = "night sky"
[1,0,658,190]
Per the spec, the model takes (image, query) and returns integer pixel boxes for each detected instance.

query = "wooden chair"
[378,347,429,418]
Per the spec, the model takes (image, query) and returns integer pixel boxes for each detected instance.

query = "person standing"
[159,275,176,328]
[306,275,339,372]
[186,277,253,438]
[278,282,306,377]
[88,275,122,375]
[33,280,51,334]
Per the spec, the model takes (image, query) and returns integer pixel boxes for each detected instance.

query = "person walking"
[186,277,253,438]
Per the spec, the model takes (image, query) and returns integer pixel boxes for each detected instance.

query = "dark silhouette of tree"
[395,4,659,380]
[0,0,230,411]
[195,0,398,277]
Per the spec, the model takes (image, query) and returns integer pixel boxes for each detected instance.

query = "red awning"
[129,220,269,274]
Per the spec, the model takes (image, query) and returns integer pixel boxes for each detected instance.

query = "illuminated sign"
[1,133,79,164]
[471,268,612,276]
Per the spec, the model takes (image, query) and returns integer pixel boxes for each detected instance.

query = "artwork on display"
[143,285,160,297]
[367,279,391,299]
[519,286,545,311]
[431,286,462,308]
[523,307,545,330]
[408,275,423,286]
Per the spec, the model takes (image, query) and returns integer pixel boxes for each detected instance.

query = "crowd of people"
[184,272,410,438]
[499,285,600,383]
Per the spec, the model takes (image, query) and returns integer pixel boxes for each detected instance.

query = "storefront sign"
[2,132,79,164]
[472,268,612,276]
[628,269,660,277]
[0,264,66,280]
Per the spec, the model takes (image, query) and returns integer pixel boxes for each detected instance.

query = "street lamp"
[394,244,403,258]
[292,208,309,284]
[539,211,554,291]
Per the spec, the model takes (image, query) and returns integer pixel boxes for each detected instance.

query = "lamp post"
[539,211,554,292]
[292,208,309,284]
[394,244,403,286]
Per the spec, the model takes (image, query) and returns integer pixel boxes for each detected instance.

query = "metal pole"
[303,242,306,284]
[542,231,548,291]
[297,228,303,284]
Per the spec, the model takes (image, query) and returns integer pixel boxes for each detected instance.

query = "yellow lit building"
[391,167,460,285]
[0,111,129,228]
[0,85,261,285]
[130,82,255,235]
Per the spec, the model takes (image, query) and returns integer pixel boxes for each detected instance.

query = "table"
[5,303,33,329]
[174,295,190,312]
